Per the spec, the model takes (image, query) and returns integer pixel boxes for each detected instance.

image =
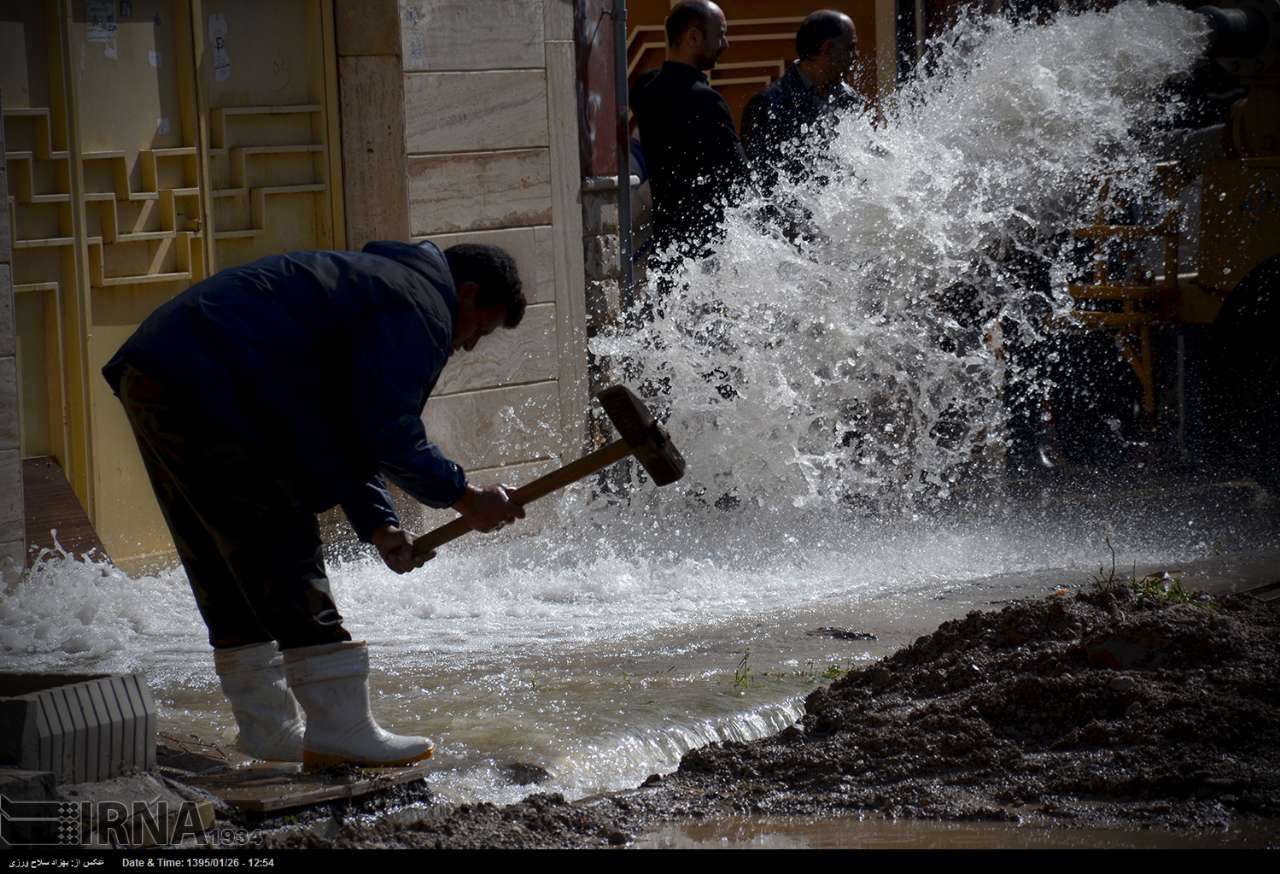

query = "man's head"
[796,10,857,89]
[666,0,728,71]
[443,243,526,352]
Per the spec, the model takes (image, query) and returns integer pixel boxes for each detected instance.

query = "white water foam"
[595,1,1208,510]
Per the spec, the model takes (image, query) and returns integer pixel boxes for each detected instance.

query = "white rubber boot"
[283,641,434,770]
[213,642,306,762]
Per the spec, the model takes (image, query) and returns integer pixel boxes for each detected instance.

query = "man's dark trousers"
[118,364,351,651]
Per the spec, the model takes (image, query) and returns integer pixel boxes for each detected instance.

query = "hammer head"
[597,385,686,486]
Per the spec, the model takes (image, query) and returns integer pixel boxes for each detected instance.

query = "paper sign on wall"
[208,14,232,82]
[87,0,118,60]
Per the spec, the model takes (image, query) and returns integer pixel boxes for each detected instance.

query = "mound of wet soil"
[259,586,1280,847]
[667,585,1280,828]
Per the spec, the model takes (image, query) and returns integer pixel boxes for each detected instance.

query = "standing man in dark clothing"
[631,0,750,259]
[104,241,526,770]
[740,10,860,194]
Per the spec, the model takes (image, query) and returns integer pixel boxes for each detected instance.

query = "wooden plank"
[545,41,589,460]
[338,55,410,247]
[404,71,549,154]
[400,0,546,72]
[334,0,400,57]
[22,456,108,564]
[436,301,558,395]
[420,226,555,305]
[407,149,552,235]
[181,759,432,813]
[423,381,562,471]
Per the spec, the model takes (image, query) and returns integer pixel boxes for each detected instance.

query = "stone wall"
[335,0,411,247]
[580,177,623,448]
[0,89,25,577]
[328,2,591,536]
[397,0,588,527]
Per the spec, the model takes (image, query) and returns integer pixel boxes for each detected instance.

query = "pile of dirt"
[667,585,1280,828]
[258,585,1280,847]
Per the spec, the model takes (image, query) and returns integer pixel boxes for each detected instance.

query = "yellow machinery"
[1067,0,1280,481]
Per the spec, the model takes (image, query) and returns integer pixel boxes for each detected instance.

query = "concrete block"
[119,675,151,774]
[423,381,562,470]
[0,265,14,357]
[338,55,411,247]
[0,674,157,784]
[401,0,545,72]
[404,71,549,154]
[0,356,18,449]
[584,233,620,281]
[408,149,552,235]
[436,301,558,395]
[335,0,400,56]
[422,226,555,304]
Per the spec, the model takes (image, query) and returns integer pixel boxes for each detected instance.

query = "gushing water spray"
[594,1,1209,514]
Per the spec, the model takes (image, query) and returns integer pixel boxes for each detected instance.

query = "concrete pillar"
[0,90,27,579]
[580,175,627,447]
[334,0,410,248]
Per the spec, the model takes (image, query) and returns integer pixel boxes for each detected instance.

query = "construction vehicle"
[1066,0,1280,487]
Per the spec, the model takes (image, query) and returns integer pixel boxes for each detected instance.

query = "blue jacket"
[103,240,466,541]
[740,62,859,193]
[631,61,750,255]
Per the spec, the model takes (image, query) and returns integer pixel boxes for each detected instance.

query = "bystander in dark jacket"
[104,242,473,538]
[631,1,750,260]
[740,10,860,195]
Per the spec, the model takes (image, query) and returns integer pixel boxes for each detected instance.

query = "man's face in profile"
[452,282,507,353]
[825,20,857,82]
[696,5,729,70]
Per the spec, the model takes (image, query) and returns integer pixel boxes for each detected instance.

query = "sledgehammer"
[411,385,686,556]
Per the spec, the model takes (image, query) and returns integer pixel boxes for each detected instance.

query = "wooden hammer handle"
[411,439,632,556]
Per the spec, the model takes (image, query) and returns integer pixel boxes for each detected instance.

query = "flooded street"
[5,477,1276,808]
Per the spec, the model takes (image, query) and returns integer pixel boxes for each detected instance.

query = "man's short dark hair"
[796,10,853,60]
[443,243,526,328]
[666,0,715,46]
